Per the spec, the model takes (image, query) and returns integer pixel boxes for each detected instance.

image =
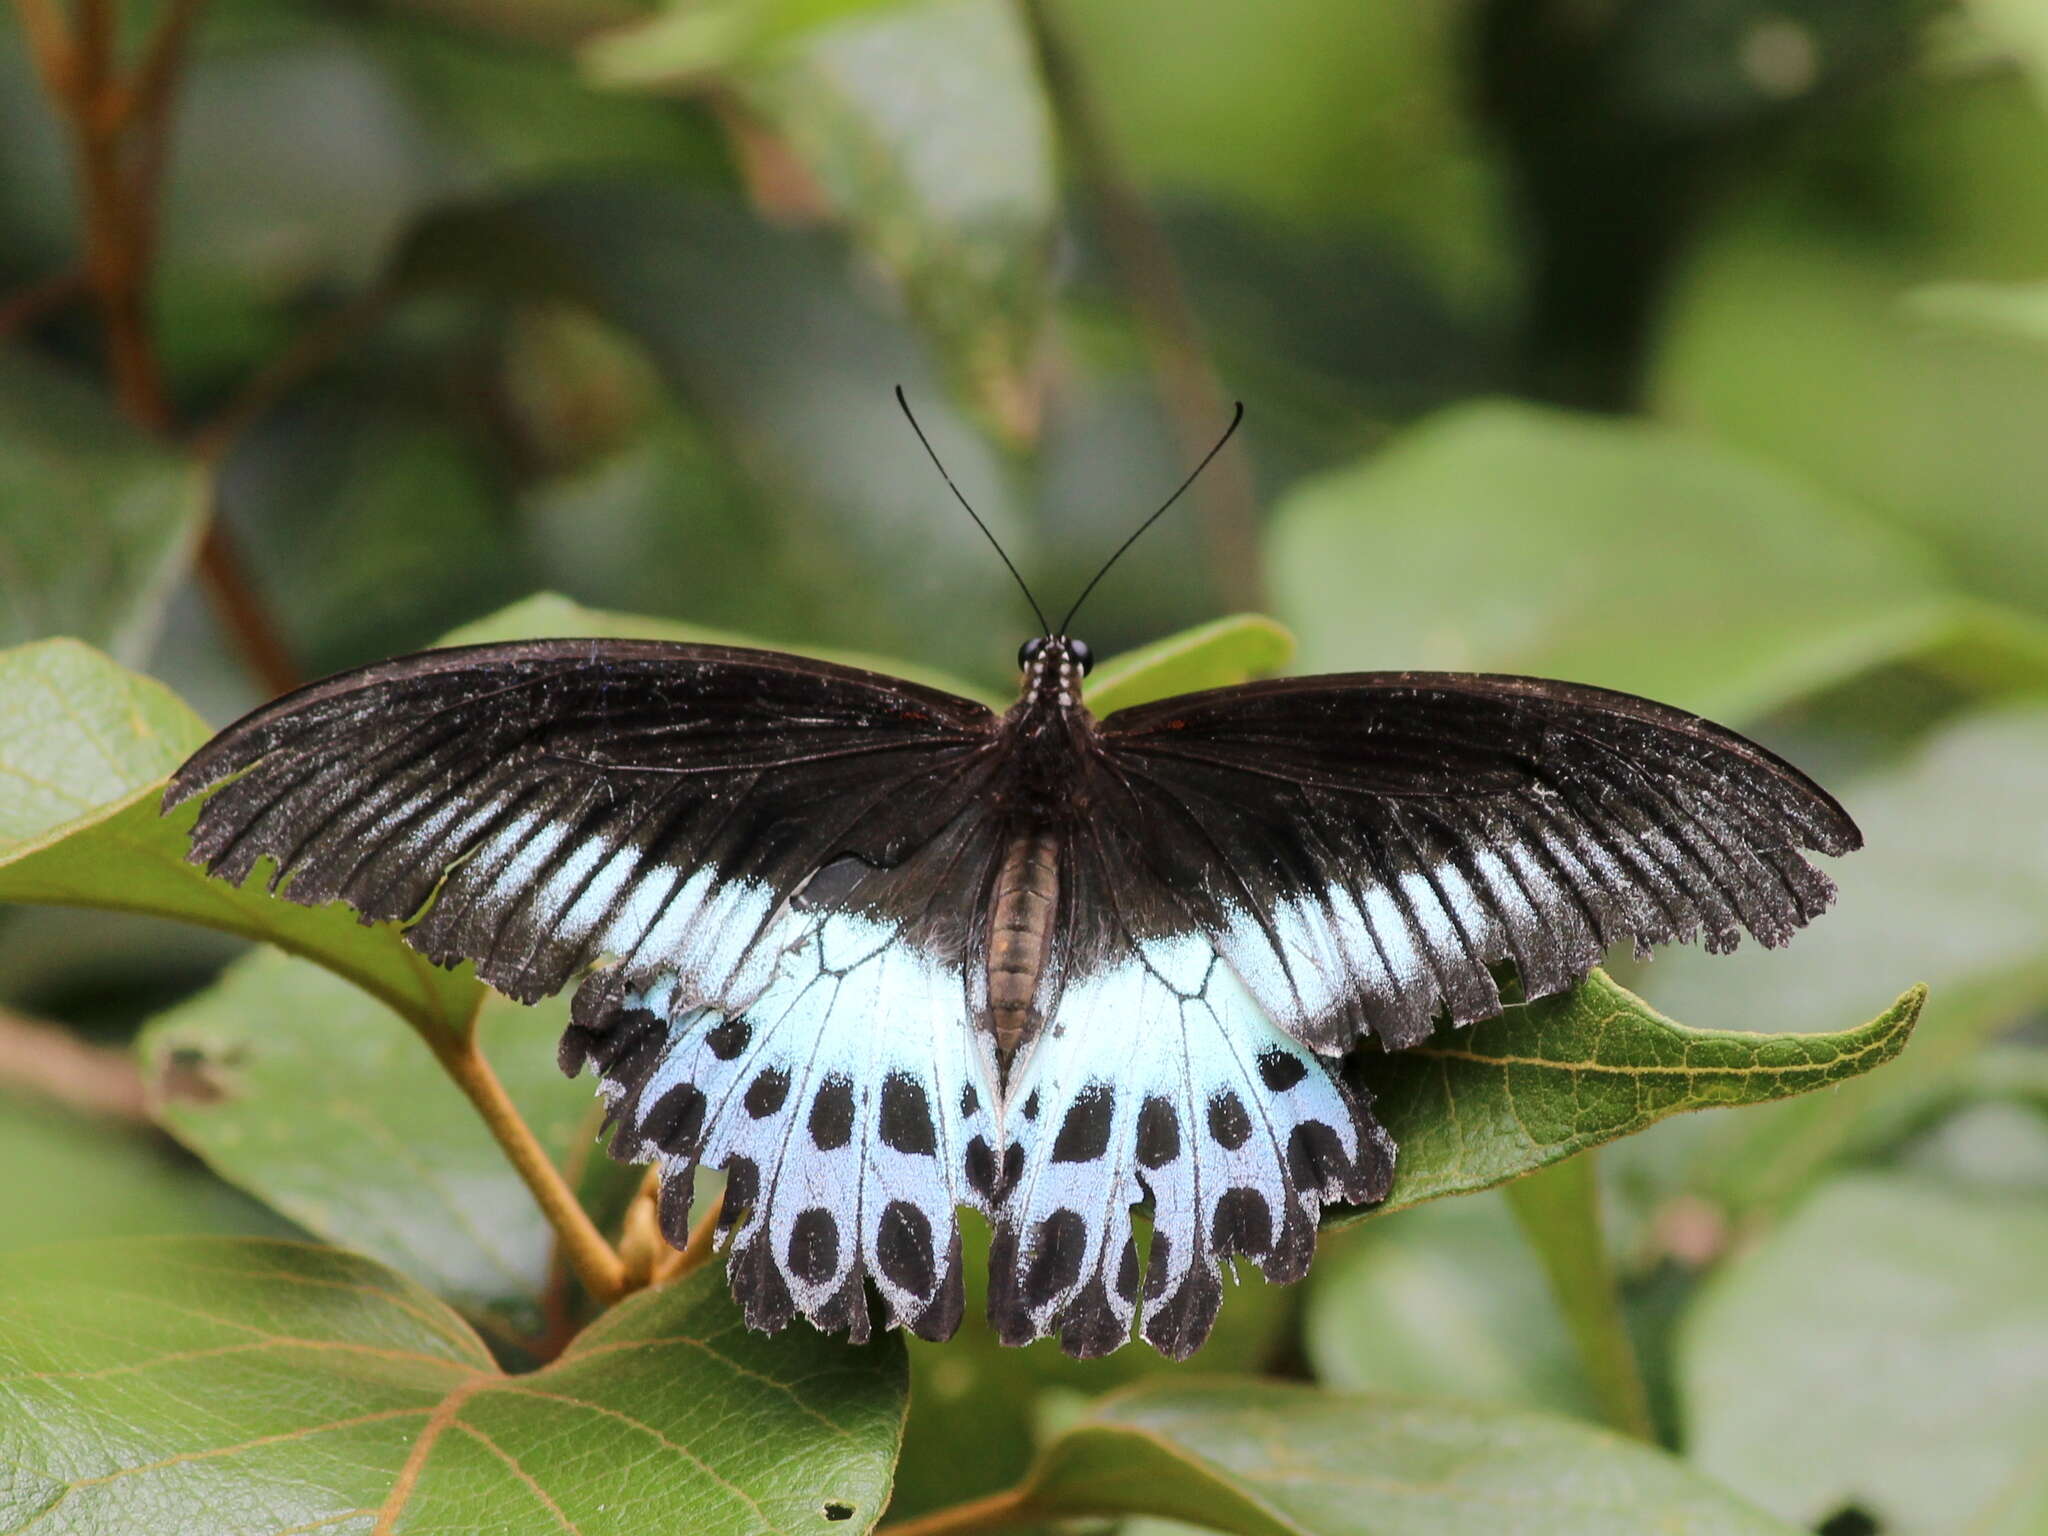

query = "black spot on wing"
[1257,1048,1308,1092]
[879,1073,936,1156]
[1206,1089,1251,1150]
[877,1200,935,1299]
[788,1208,840,1285]
[705,1017,752,1060]
[1115,1234,1142,1303]
[1060,1277,1127,1359]
[641,1081,707,1158]
[744,1065,790,1118]
[1023,1208,1086,1310]
[965,1135,1000,1202]
[1135,1095,1180,1169]
[1143,1262,1221,1362]
[808,1074,855,1151]
[1209,1187,1273,1260]
[1051,1083,1115,1163]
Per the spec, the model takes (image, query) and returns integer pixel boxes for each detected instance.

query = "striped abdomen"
[986,830,1059,1058]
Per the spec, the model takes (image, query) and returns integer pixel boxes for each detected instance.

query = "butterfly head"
[1016,635,1093,716]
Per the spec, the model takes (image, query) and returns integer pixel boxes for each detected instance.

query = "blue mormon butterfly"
[164,398,1859,1359]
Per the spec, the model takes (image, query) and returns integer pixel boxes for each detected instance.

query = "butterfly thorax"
[999,635,1097,810]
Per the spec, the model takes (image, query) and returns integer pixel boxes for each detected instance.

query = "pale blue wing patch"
[563,904,994,1343]
[986,935,1394,1359]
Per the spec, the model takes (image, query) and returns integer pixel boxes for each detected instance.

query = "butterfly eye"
[1069,639,1094,675]
[1018,637,1047,670]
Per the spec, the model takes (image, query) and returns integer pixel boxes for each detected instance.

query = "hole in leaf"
[156,1044,231,1105]
[822,1502,854,1522]
[1816,1507,1879,1536]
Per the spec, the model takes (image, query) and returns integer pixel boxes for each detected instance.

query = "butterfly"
[161,402,1860,1359]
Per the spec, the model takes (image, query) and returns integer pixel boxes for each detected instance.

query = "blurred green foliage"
[3,1,2046,1533]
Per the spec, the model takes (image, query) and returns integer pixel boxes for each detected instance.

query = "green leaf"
[0,639,483,1045]
[0,1238,907,1535]
[1016,1378,1801,1534]
[1649,107,2048,618]
[1086,613,1295,716]
[1906,279,2048,348]
[1627,707,2048,1215]
[0,1091,288,1252]
[0,352,205,665]
[583,0,919,83]
[1333,970,1923,1224]
[135,950,608,1341]
[1266,400,2020,721]
[1965,0,2048,111]
[1679,1175,2048,1534]
[1303,1196,1598,1420]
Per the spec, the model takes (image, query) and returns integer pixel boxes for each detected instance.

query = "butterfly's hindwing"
[563,903,993,1343]
[986,931,1392,1360]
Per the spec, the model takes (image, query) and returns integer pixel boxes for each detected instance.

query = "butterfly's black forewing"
[1090,671,1862,1052]
[165,639,1004,1007]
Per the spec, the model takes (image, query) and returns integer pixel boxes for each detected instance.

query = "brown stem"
[876,1487,1040,1536]
[0,1008,149,1121]
[418,1021,627,1306]
[1018,0,1264,613]
[616,1165,666,1290]
[13,0,302,696]
[8,0,70,87]
[120,0,211,280]
[196,517,302,697]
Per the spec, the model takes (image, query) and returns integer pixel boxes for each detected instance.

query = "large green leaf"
[1084,612,1294,715]
[0,639,483,1044]
[1304,1195,1596,1420]
[0,1238,906,1535]
[1012,1379,1800,1534]
[1265,399,2041,721]
[0,353,205,665]
[1334,970,1923,1224]
[1649,83,2048,618]
[1625,706,2048,1215]
[135,950,610,1341]
[0,1091,288,1253]
[1679,1175,2048,1534]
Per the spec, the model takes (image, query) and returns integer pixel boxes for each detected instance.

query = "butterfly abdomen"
[987,829,1059,1058]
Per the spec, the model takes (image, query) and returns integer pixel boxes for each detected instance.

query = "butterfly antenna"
[895,386,1051,635]
[1059,401,1245,635]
